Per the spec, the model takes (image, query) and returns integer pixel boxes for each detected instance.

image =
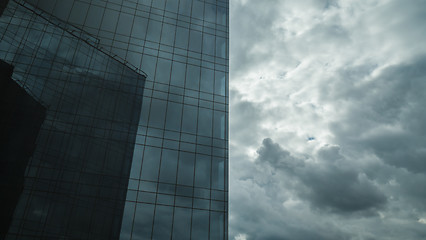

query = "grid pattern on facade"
[1,1,145,239]
[1,0,229,239]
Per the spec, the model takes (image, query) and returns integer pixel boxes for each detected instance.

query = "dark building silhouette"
[0,0,228,239]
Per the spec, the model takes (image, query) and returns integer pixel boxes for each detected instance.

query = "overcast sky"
[229,0,426,239]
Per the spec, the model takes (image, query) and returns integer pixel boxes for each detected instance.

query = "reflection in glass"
[194,154,211,188]
[132,203,154,240]
[159,149,178,184]
[210,211,225,240]
[172,207,191,239]
[177,152,195,186]
[192,209,209,239]
[152,205,173,239]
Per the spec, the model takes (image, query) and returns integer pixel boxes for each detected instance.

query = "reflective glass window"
[119,202,136,239]
[131,16,148,40]
[204,3,216,23]
[68,1,89,25]
[152,205,173,239]
[194,154,211,188]
[152,0,166,9]
[197,108,213,137]
[216,36,226,59]
[181,105,197,134]
[185,65,200,91]
[116,13,134,36]
[85,5,104,29]
[160,23,176,46]
[189,30,202,53]
[146,20,162,43]
[170,61,186,87]
[212,157,224,190]
[202,33,215,56]
[200,68,214,93]
[172,207,191,239]
[155,58,172,84]
[210,212,225,240]
[100,9,119,32]
[159,149,178,184]
[177,152,195,186]
[140,147,161,181]
[141,54,157,78]
[148,99,167,128]
[129,144,144,179]
[215,70,226,96]
[217,6,227,25]
[213,110,225,139]
[132,203,154,240]
[191,209,209,239]
[191,0,204,20]
[165,102,182,131]
[165,0,178,12]
[178,0,191,16]
[175,27,189,49]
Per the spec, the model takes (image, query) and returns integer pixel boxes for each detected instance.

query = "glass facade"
[0,0,228,239]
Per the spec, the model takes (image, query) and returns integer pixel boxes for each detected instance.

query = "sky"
[229,0,426,239]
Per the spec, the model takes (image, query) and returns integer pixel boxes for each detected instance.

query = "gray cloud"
[256,139,387,213]
[230,0,426,239]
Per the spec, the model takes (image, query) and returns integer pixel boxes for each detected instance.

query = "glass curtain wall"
[2,0,228,239]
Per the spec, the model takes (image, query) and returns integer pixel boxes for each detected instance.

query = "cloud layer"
[230,0,426,239]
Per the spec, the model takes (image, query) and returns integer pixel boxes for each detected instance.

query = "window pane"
[181,105,197,134]
[159,149,178,184]
[140,147,161,181]
[131,17,148,40]
[119,202,135,239]
[148,99,167,128]
[189,30,202,53]
[129,144,144,179]
[165,102,182,131]
[215,70,226,96]
[216,36,226,58]
[200,68,214,93]
[194,154,211,188]
[191,209,209,239]
[213,110,225,139]
[197,108,212,137]
[177,152,195,186]
[152,205,173,239]
[211,157,224,190]
[132,203,154,240]
[175,27,189,49]
[204,3,216,23]
[146,20,162,42]
[185,65,200,91]
[160,23,175,46]
[210,212,224,240]
[152,0,166,9]
[191,0,204,20]
[178,0,191,16]
[170,61,186,87]
[116,13,133,36]
[202,34,215,56]
[155,58,171,84]
[217,6,227,26]
[165,0,178,12]
[172,207,191,239]
[101,9,119,32]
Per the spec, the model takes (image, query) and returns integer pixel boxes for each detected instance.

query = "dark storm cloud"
[256,139,387,213]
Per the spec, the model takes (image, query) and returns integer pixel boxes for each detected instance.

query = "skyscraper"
[0,0,228,239]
